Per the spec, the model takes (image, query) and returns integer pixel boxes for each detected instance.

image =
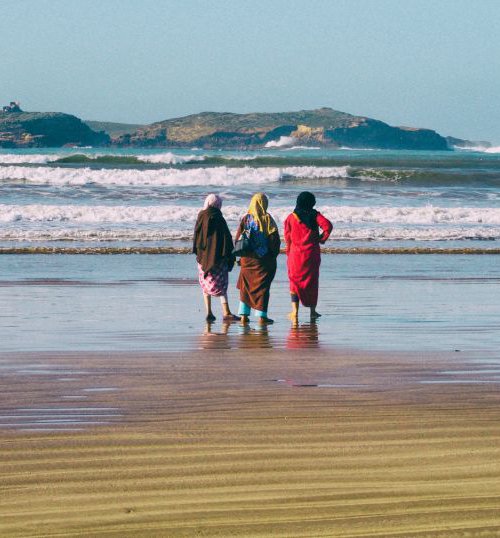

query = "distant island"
[115,108,454,151]
[0,102,110,148]
[0,102,489,151]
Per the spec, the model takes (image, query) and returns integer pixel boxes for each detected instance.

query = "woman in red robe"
[284,192,333,321]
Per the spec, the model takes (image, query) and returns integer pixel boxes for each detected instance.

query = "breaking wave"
[137,152,205,164]
[1,226,499,243]
[0,154,58,164]
[2,203,499,226]
[0,165,350,186]
[53,152,206,164]
[0,152,206,165]
[455,145,500,154]
[264,136,298,148]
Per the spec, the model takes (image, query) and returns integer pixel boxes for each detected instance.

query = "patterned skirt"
[198,262,229,297]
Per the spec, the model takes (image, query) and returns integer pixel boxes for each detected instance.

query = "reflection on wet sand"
[199,320,273,350]
[237,324,272,349]
[286,321,320,349]
[199,322,232,350]
[198,320,320,350]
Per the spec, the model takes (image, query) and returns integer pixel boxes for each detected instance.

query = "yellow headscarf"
[247,193,278,236]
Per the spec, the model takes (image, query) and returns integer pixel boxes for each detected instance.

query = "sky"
[1,0,499,142]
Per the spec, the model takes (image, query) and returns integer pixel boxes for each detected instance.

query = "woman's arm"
[316,212,333,244]
[284,215,292,253]
[234,216,245,241]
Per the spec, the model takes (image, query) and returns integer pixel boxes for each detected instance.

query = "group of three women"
[193,192,333,324]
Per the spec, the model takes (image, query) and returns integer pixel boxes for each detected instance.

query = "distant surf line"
[2,247,500,255]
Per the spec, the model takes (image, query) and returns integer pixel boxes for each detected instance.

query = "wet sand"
[2,253,500,353]
[1,347,500,537]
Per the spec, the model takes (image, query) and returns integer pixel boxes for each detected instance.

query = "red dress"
[284,211,333,307]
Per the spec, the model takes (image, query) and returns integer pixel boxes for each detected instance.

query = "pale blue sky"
[1,0,499,142]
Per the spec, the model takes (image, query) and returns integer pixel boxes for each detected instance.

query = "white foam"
[0,165,350,186]
[325,205,500,226]
[286,146,321,150]
[264,136,298,148]
[0,152,205,165]
[332,227,500,241]
[218,154,258,161]
[0,228,193,241]
[0,203,203,223]
[1,225,498,243]
[1,203,499,226]
[0,154,57,164]
[454,145,500,154]
[136,152,205,164]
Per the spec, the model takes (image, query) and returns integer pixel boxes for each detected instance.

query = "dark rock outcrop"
[325,118,449,150]
[0,112,110,147]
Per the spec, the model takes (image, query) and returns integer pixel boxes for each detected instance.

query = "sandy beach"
[1,347,500,537]
[1,254,499,536]
[2,0,500,535]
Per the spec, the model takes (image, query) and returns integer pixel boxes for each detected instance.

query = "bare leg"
[221,296,240,321]
[288,300,299,322]
[204,294,216,322]
[288,293,299,321]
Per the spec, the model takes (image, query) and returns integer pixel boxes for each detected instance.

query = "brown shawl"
[193,207,235,275]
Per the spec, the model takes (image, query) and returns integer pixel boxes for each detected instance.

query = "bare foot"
[258,317,274,325]
[240,315,250,324]
[206,313,216,322]
[223,314,241,321]
[310,310,321,320]
[288,312,298,322]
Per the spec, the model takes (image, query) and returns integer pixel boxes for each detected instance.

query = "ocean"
[1,147,499,355]
[0,146,499,250]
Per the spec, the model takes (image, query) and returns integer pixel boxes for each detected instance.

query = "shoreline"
[1,246,500,255]
[1,348,500,536]
[1,252,499,354]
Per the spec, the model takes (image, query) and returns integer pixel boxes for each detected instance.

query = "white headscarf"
[203,193,223,210]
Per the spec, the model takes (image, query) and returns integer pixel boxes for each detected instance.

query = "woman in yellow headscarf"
[235,193,281,324]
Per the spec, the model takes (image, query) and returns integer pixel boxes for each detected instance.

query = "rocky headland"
[0,110,109,148]
[115,107,451,150]
[0,104,483,150]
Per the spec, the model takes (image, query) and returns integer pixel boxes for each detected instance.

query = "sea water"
[0,147,499,354]
[0,253,499,354]
[0,146,499,249]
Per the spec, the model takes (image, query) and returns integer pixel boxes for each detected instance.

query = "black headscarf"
[294,191,318,232]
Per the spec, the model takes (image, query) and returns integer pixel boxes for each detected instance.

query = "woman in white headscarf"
[193,194,239,322]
